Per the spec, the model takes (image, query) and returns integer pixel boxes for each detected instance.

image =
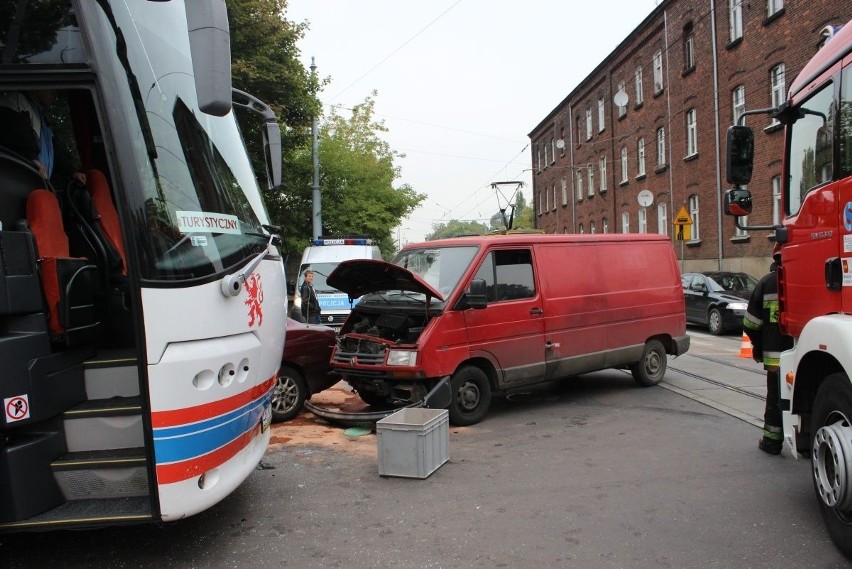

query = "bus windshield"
[2,1,270,282]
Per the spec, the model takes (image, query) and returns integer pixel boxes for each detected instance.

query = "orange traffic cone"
[738,332,753,359]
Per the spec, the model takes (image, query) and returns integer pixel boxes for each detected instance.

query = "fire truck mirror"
[726,125,754,185]
[723,188,753,217]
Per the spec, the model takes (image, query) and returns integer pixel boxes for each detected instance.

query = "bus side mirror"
[726,126,754,185]
[466,279,488,309]
[263,121,282,188]
[186,1,232,117]
[724,188,753,216]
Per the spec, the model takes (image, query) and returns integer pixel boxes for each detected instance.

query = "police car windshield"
[299,263,339,293]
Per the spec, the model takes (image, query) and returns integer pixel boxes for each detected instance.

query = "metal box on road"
[376,408,449,478]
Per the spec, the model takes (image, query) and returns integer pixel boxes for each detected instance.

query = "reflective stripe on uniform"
[743,311,762,330]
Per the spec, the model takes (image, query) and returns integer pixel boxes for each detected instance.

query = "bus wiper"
[220,232,280,297]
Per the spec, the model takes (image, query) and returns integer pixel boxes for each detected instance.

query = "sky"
[285,0,660,244]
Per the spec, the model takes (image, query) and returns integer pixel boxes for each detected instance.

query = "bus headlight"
[387,350,417,366]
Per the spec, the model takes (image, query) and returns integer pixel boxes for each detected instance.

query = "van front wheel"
[448,366,491,426]
[630,339,667,387]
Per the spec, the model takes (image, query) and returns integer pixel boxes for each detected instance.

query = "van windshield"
[298,263,339,293]
[393,246,478,300]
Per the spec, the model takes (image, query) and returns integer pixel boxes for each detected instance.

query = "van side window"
[473,249,535,302]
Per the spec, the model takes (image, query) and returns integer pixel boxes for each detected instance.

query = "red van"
[325,233,689,425]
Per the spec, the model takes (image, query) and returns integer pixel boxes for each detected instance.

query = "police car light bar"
[311,238,372,246]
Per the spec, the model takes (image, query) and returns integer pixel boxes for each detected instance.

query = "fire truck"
[723,20,852,558]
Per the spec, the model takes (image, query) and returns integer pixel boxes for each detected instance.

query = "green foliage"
[228,0,423,259]
[426,219,490,241]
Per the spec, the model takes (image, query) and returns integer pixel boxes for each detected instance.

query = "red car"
[272,318,338,422]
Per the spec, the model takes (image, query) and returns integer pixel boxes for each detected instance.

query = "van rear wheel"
[448,366,491,426]
[630,339,667,387]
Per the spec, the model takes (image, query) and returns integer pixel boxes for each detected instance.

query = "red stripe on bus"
[155,423,262,484]
[151,376,275,428]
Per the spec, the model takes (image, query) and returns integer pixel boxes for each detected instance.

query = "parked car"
[272,318,338,422]
[681,271,757,335]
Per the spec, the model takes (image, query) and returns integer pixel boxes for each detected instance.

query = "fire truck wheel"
[448,366,491,426]
[630,339,667,386]
[272,365,306,422]
[811,373,852,559]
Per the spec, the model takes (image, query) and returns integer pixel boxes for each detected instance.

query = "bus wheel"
[810,373,852,559]
[630,339,667,386]
[448,366,491,426]
[272,365,306,422]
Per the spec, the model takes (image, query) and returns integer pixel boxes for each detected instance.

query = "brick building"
[529,0,852,277]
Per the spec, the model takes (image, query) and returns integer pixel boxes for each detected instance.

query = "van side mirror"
[723,188,753,216]
[466,279,488,309]
[726,126,754,185]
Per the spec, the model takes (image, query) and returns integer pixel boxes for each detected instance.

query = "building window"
[543,141,549,167]
[656,127,666,166]
[537,189,543,215]
[733,85,746,126]
[599,156,607,192]
[577,115,583,145]
[683,22,695,70]
[770,64,786,125]
[585,108,593,140]
[621,211,630,234]
[545,183,550,211]
[590,221,596,234]
[620,146,628,182]
[597,97,605,132]
[767,0,783,18]
[579,223,584,234]
[686,108,698,157]
[688,194,700,240]
[730,0,743,43]
[657,203,668,235]
[561,176,568,206]
[552,185,558,211]
[637,138,646,177]
[587,165,595,197]
[602,217,609,234]
[635,66,644,106]
[559,128,565,155]
[617,80,627,117]
[638,208,647,234]
[550,137,556,164]
[653,50,664,93]
[735,214,748,237]
[772,175,781,224]
[576,171,583,201]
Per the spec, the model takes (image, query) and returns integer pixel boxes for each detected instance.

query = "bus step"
[84,349,139,399]
[52,448,149,500]
[0,497,153,531]
[63,396,144,452]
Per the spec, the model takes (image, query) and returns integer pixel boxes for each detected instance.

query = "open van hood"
[327,259,444,301]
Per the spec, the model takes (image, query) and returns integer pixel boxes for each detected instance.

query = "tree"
[426,219,490,241]
[488,191,534,232]
[279,95,425,257]
[227,1,423,258]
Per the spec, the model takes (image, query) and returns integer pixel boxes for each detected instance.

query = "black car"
[681,271,757,335]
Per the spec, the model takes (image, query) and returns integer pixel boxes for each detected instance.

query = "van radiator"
[334,336,386,365]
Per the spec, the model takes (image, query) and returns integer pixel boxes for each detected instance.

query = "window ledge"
[653,88,664,98]
[636,173,647,181]
[730,235,750,243]
[681,65,696,77]
[619,179,629,188]
[634,102,644,111]
[767,232,778,242]
[618,112,627,121]
[599,189,607,196]
[683,153,699,163]
[763,122,783,134]
[654,164,668,174]
[686,239,702,247]
[726,37,743,50]
[763,8,785,26]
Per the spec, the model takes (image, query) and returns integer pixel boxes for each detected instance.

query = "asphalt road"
[1,330,849,568]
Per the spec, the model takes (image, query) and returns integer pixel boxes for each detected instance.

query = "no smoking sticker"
[4,394,30,423]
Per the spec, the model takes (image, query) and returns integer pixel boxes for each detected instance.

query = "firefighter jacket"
[743,269,793,370]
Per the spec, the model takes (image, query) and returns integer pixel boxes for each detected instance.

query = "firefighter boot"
[758,424,783,455]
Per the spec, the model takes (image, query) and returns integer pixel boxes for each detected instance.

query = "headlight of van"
[727,302,747,310]
[387,350,417,366]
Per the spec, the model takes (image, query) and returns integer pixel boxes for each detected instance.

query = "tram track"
[667,353,766,402]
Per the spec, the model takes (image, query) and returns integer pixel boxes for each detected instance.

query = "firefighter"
[743,253,794,455]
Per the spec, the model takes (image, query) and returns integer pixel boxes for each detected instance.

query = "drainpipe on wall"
[568,103,576,233]
[710,0,724,271]
[663,10,676,252]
